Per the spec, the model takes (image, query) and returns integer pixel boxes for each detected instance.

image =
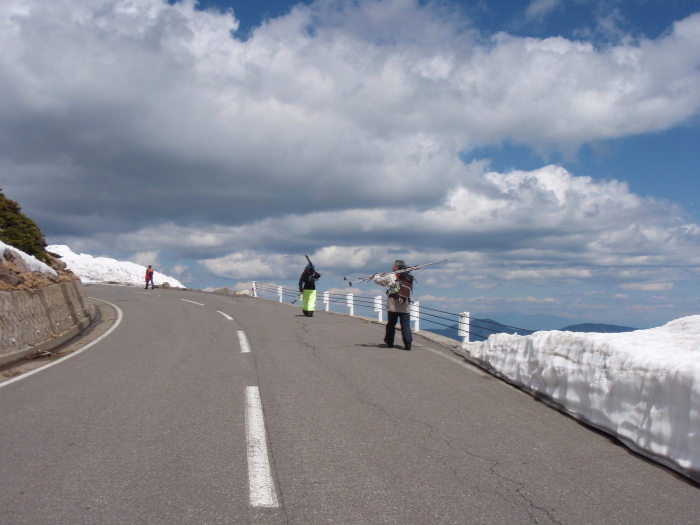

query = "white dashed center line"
[237,331,251,353]
[245,386,279,508]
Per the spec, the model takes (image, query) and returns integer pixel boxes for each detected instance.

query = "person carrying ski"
[145,265,154,289]
[374,260,414,350]
[299,263,321,317]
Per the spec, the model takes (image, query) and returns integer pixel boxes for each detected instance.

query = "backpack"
[388,273,413,303]
[305,269,317,284]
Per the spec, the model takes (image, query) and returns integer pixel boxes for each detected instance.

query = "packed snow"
[459,318,700,481]
[1,240,57,276]
[48,245,185,288]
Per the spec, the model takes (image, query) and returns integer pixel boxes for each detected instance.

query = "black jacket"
[299,268,321,291]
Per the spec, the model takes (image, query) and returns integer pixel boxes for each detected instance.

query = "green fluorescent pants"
[302,289,317,312]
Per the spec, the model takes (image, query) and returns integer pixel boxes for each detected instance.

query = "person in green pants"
[299,263,321,317]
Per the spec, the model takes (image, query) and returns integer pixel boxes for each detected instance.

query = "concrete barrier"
[0,280,95,366]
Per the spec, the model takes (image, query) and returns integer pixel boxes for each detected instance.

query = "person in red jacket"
[145,265,154,289]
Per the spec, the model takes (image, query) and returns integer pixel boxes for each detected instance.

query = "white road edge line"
[218,311,234,320]
[181,299,204,306]
[245,386,279,508]
[237,331,251,353]
[0,298,124,389]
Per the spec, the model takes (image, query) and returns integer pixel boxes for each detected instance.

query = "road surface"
[0,284,697,524]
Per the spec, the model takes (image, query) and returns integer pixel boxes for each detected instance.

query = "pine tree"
[0,189,49,262]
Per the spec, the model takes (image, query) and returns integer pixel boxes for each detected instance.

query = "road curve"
[0,284,697,524]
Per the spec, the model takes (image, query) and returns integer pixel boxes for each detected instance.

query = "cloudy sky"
[2,0,699,329]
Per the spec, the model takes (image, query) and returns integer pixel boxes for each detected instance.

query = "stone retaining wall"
[0,280,94,366]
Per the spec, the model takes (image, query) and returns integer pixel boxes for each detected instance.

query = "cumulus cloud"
[464,295,560,306]
[199,251,293,279]
[71,164,700,296]
[2,0,700,326]
[620,282,674,292]
[131,250,160,267]
[2,0,700,232]
[513,296,560,304]
[525,0,561,21]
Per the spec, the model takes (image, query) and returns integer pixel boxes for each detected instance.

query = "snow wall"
[0,281,95,365]
[458,317,700,482]
[48,245,185,288]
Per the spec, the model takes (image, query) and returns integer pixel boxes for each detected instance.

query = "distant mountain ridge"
[559,323,636,333]
[425,318,529,342]
[426,318,637,342]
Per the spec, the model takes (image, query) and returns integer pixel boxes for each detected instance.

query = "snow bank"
[1,240,57,276]
[48,245,185,288]
[460,317,700,480]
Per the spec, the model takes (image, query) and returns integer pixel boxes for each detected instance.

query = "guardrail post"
[252,281,257,298]
[458,312,470,343]
[410,301,420,332]
[374,295,383,322]
[323,291,330,311]
[346,293,354,316]
[278,286,283,303]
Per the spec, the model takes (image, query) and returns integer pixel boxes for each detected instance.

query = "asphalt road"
[0,284,697,524]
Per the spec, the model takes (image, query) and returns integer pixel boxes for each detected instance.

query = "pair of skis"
[343,260,447,286]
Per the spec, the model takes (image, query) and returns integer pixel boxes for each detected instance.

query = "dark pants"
[385,311,412,347]
[145,279,154,289]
